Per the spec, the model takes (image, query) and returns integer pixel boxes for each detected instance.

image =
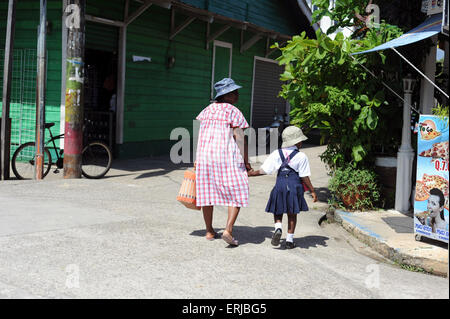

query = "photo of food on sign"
[414,115,449,243]
[419,141,449,162]
[419,119,441,140]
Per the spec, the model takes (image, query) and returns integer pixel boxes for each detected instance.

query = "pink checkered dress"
[195,103,249,207]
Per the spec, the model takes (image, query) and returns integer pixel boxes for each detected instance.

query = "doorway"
[83,49,117,153]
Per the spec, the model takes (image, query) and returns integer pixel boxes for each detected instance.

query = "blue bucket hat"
[214,78,242,99]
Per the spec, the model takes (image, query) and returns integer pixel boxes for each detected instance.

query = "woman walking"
[195,78,252,246]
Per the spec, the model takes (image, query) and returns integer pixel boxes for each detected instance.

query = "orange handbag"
[177,169,201,210]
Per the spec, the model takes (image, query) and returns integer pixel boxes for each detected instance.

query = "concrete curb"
[333,210,448,277]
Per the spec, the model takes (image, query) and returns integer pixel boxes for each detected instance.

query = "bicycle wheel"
[11,142,52,180]
[81,141,112,179]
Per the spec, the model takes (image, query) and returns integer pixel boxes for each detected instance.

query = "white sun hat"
[281,126,308,148]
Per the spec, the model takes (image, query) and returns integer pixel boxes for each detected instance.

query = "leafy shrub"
[328,166,381,211]
[432,104,449,127]
[274,26,404,170]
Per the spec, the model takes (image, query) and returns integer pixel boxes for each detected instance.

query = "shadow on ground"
[110,155,193,179]
[190,227,330,249]
[418,236,449,249]
[313,187,331,203]
[190,226,273,246]
[294,235,329,249]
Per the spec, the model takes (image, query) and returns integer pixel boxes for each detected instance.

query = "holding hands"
[246,164,263,177]
[248,169,262,177]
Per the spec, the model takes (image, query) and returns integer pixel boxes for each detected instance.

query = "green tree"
[310,0,430,66]
[274,23,404,170]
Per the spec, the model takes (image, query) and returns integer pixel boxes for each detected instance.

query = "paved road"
[0,154,448,299]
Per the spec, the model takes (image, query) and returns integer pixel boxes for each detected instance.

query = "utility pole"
[63,0,85,178]
[35,0,47,180]
[0,0,16,181]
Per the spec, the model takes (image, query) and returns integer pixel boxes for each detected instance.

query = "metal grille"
[0,49,37,158]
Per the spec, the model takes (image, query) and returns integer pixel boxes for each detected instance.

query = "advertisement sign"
[414,115,449,243]
[421,0,444,15]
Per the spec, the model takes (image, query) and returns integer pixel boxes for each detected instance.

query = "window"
[211,41,232,100]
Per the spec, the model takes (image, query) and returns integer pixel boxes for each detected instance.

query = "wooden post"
[60,0,69,150]
[1,0,16,180]
[116,20,126,145]
[63,0,85,178]
[35,0,47,180]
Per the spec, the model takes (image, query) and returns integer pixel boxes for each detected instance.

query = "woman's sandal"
[222,231,239,246]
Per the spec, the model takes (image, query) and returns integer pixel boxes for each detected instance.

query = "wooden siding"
[0,0,62,148]
[86,22,119,53]
[0,0,298,159]
[87,0,125,21]
[0,0,122,152]
[123,4,267,147]
[180,0,300,36]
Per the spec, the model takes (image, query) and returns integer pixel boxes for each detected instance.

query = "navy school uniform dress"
[265,149,309,215]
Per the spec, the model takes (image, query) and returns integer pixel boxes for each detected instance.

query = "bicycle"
[11,122,112,180]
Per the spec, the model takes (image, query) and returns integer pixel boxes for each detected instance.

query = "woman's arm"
[301,176,318,202]
[233,127,252,171]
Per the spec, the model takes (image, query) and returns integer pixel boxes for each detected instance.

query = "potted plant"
[329,166,381,211]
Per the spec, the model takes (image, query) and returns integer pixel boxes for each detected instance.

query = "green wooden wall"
[85,0,123,51]
[0,0,122,156]
[0,0,62,153]
[180,0,301,36]
[119,3,271,157]
[1,0,302,159]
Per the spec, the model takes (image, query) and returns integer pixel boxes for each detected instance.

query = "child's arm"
[301,176,318,202]
[248,150,278,177]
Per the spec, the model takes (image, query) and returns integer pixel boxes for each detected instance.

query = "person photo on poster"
[427,188,447,233]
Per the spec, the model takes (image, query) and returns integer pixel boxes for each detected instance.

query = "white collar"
[281,146,298,151]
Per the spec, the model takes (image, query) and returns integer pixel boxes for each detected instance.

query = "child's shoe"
[285,241,296,249]
[271,228,282,246]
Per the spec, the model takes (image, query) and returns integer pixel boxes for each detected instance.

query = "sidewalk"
[251,144,449,277]
[332,210,448,277]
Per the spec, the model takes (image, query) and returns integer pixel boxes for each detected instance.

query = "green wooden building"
[1,0,314,159]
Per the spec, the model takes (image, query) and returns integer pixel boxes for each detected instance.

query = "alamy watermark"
[356,2,381,29]
[65,264,80,289]
[365,264,380,289]
[365,4,380,28]
[65,4,80,29]
[169,121,282,164]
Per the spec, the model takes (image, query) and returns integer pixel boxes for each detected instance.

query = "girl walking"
[248,126,317,249]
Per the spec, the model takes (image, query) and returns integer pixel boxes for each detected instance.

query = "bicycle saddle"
[45,123,55,129]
